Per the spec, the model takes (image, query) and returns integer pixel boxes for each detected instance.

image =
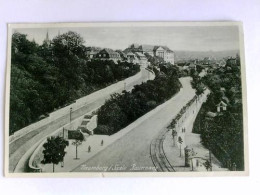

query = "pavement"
[9,68,153,173]
[163,89,228,172]
[71,77,195,172]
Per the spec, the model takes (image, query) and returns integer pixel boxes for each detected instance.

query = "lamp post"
[70,107,72,123]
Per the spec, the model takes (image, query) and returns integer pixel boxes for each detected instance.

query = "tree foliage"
[41,136,69,172]
[193,59,244,170]
[95,66,181,135]
[10,32,140,134]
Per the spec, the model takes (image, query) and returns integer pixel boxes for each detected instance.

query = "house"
[219,59,226,67]
[217,101,227,112]
[139,44,155,56]
[153,46,175,64]
[135,52,149,68]
[126,52,138,64]
[95,48,120,63]
[85,47,101,59]
[226,57,237,66]
[115,50,127,61]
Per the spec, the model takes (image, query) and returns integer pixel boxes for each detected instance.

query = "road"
[9,68,153,173]
[73,77,195,172]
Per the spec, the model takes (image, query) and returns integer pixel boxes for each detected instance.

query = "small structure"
[217,101,227,112]
[77,114,97,135]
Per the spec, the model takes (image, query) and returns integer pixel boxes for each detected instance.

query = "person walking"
[88,145,91,153]
[101,140,104,146]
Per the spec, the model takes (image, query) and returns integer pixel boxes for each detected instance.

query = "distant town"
[41,31,238,71]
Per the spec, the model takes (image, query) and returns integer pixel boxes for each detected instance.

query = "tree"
[172,129,177,146]
[41,136,69,172]
[71,132,85,159]
[203,160,212,171]
[178,136,183,157]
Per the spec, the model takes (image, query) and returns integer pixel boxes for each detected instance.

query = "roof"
[126,52,136,56]
[99,48,119,55]
[153,45,174,53]
[217,101,227,106]
[135,52,146,57]
[222,96,230,104]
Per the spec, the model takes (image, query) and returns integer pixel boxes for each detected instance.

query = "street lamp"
[70,107,72,123]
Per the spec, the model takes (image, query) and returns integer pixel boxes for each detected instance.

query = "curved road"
[73,77,195,172]
[9,68,153,173]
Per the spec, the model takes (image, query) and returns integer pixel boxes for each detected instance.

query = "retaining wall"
[9,70,144,144]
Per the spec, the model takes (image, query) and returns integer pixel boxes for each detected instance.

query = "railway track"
[150,129,175,172]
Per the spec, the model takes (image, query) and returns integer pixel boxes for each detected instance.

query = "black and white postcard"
[5,22,248,177]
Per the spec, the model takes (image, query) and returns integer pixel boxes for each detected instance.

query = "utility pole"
[209,147,212,171]
[70,107,72,123]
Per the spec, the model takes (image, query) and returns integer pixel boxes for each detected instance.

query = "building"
[135,52,149,68]
[95,48,120,63]
[115,50,128,61]
[226,57,237,66]
[85,47,101,59]
[43,31,51,46]
[153,46,175,64]
[126,52,138,64]
[125,44,175,65]
[139,44,155,56]
[217,101,227,112]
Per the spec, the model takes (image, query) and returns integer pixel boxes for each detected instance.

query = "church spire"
[43,30,51,46]
[46,30,49,41]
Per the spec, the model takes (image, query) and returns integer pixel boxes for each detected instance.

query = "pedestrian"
[88,145,91,153]
[101,140,104,146]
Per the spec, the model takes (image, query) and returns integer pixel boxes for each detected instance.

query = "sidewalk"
[163,90,228,172]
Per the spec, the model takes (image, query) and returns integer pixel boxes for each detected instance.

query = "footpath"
[163,89,228,172]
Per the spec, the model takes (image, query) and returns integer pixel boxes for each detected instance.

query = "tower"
[43,30,51,46]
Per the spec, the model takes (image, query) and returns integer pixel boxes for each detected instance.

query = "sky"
[14,25,240,52]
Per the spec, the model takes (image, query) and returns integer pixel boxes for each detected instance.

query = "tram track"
[150,129,175,172]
